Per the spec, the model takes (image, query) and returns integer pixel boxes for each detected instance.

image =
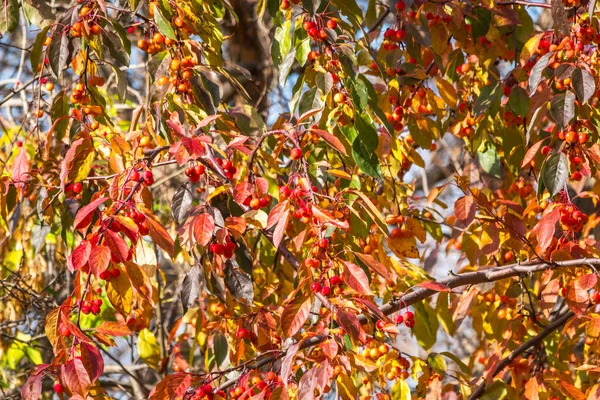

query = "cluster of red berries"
[306,237,329,270]
[310,274,343,297]
[99,268,121,280]
[229,371,282,398]
[215,158,236,180]
[65,182,83,196]
[125,208,149,236]
[80,298,103,315]
[394,310,415,328]
[385,104,405,131]
[558,203,588,233]
[243,195,271,210]
[509,178,534,198]
[209,238,236,259]
[302,18,337,42]
[185,165,206,182]
[382,28,406,51]
[129,168,155,185]
[187,383,225,400]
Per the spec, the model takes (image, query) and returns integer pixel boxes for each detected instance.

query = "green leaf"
[413,302,439,350]
[508,86,529,117]
[528,51,555,94]
[477,141,501,178]
[298,87,324,116]
[272,19,292,67]
[349,76,368,111]
[0,0,19,33]
[427,353,447,375]
[473,82,501,117]
[352,140,381,178]
[109,63,127,102]
[332,0,362,23]
[102,30,130,67]
[549,91,575,129]
[571,68,595,104]
[408,119,433,150]
[279,48,297,88]
[541,152,568,197]
[48,31,70,79]
[153,3,177,41]
[51,91,70,142]
[137,328,161,370]
[30,26,50,75]
[352,116,381,178]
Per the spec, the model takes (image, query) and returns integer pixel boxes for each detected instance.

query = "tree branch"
[467,310,574,399]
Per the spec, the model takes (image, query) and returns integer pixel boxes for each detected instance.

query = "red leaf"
[566,278,590,315]
[145,214,175,256]
[233,181,254,204]
[148,373,192,400]
[454,196,476,226]
[74,197,109,230]
[532,208,560,250]
[197,114,221,128]
[336,309,367,343]
[321,339,338,359]
[89,245,110,277]
[541,279,560,317]
[578,273,597,290]
[61,357,91,396]
[96,321,132,337]
[310,128,348,155]
[12,146,30,186]
[272,205,290,249]
[354,253,391,280]
[181,136,205,159]
[21,365,50,400]
[280,342,300,388]
[193,213,215,246]
[342,261,373,296]
[312,206,349,229]
[267,200,289,229]
[280,294,312,338]
[104,229,129,261]
[67,240,92,273]
[521,138,547,168]
[79,342,104,382]
[417,281,451,292]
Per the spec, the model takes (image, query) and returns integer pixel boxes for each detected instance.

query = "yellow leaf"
[106,266,133,316]
[137,328,161,370]
[520,32,544,65]
[328,169,352,180]
[436,78,458,108]
[387,236,419,259]
[406,218,427,243]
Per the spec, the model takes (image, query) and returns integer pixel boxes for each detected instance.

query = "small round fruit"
[541,146,551,156]
[71,182,83,194]
[54,382,65,394]
[326,19,337,29]
[290,147,303,160]
[311,282,322,292]
[333,92,346,103]
[317,238,329,249]
[59,326,71,336]
[375,320,385,330]
[143,170,154,185]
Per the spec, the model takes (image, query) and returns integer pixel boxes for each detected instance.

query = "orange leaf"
[193,213,215,247]
[417,281,451,292]
[148,373,192,400]
[521,138,547,168]
[145,214,175,256]
[96,321,132,337]
[454,196,476,226]
[280,294,312,338]
[225,216,246,239]
[233,181,254,204]
[342,261,373,296]
[336,309,367,344]
[89,245,111,277]
[354,253,391,280]
[310,128,348,155]
[566,278,590,315]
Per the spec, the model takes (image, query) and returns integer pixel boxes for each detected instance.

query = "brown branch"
[467,310,574,399]
[214,239,598,390]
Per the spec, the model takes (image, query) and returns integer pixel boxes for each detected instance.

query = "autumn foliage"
[4,0,600,398]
